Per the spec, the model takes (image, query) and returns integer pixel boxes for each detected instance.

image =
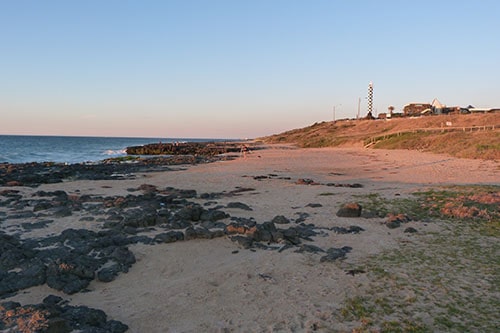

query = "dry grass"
[261,113,500,159]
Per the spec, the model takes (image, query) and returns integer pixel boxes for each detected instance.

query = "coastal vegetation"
[339,185,500,332]
[261,113,500,159]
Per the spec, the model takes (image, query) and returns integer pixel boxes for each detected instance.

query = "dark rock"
[105,320,129,333]
[97,264,121,283]
[211,229,226,238]
[271,215,290,224]
[43,294,65,306]
[62,306,107,327]
[185,226,213,240]
[45,254,100,294]
[200,209,229,222]
[154,231,184,244]
[174,205,203,221]
[226,202,253,211]
[21,220,52,230]
[109,247,136,272]
[320,246,352,262]
[336,203,362,217]
[295,244,325,253]
[296,178,319,185]
[305,203,323,208]
[46,317,72,333]
[345,269,366,276]
[282,227,300,245]
[8,211,36,219]
[167,219,191,230]
[386,213,411,228]
[33,201,54,211]
[294,212,310,223]
[138,184,158,193]
[386,220,401,229]
[14,260,47,290]
[0,300,21,310]
[326,183,363,188]
[404,227,418,233]
[250,221,278,243]
[293,224,319,240]
[331,225,365,234]
[123,208,158,228]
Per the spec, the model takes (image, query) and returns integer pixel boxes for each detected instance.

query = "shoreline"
[1,146,498,332]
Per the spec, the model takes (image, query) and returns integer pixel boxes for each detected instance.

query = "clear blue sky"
[1,0,499,138]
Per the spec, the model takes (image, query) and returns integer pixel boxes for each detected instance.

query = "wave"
[103,149,127,156]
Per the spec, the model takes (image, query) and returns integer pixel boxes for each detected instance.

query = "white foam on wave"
[104,149,127,156]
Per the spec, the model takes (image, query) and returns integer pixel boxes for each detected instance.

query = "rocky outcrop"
[0,155,233,187]
[125,141,246,156]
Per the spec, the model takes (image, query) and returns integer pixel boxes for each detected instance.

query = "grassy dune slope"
[261,113,500,159]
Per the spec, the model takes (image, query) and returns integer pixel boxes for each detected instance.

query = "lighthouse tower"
[366,82,374,119]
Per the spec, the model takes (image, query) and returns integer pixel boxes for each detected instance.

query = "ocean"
[0,135,227,164]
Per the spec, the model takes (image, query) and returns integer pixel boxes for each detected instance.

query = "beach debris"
[336,202,362,217]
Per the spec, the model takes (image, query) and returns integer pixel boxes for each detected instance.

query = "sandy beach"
[1,146,499,332]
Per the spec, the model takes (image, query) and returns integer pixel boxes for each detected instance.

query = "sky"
[1,0,499,139]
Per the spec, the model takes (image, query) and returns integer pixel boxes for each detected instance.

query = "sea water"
[0,135,226,164]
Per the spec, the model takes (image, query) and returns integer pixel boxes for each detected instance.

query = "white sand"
[2,146,499,332]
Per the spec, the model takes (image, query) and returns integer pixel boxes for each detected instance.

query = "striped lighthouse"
[366,82,374,119]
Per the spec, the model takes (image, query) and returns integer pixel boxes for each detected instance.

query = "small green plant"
[340,296,374,321]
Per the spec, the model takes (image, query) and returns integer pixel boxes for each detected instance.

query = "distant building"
[431,98,460,114]
[469,107,500,113]
[403,103,432,116]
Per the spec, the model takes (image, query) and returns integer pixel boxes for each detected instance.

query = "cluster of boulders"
[125,141,249,156]
[1,295,128,332]
[0,227,137,297]
[0,184,369,301]
[0,161,421,332]
[0,155,233,187]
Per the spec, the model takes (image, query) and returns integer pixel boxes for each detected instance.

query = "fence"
[364,125,497,147]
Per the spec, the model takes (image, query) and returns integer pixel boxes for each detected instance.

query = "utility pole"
[357,97,361,119]
[333,104,341,122]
